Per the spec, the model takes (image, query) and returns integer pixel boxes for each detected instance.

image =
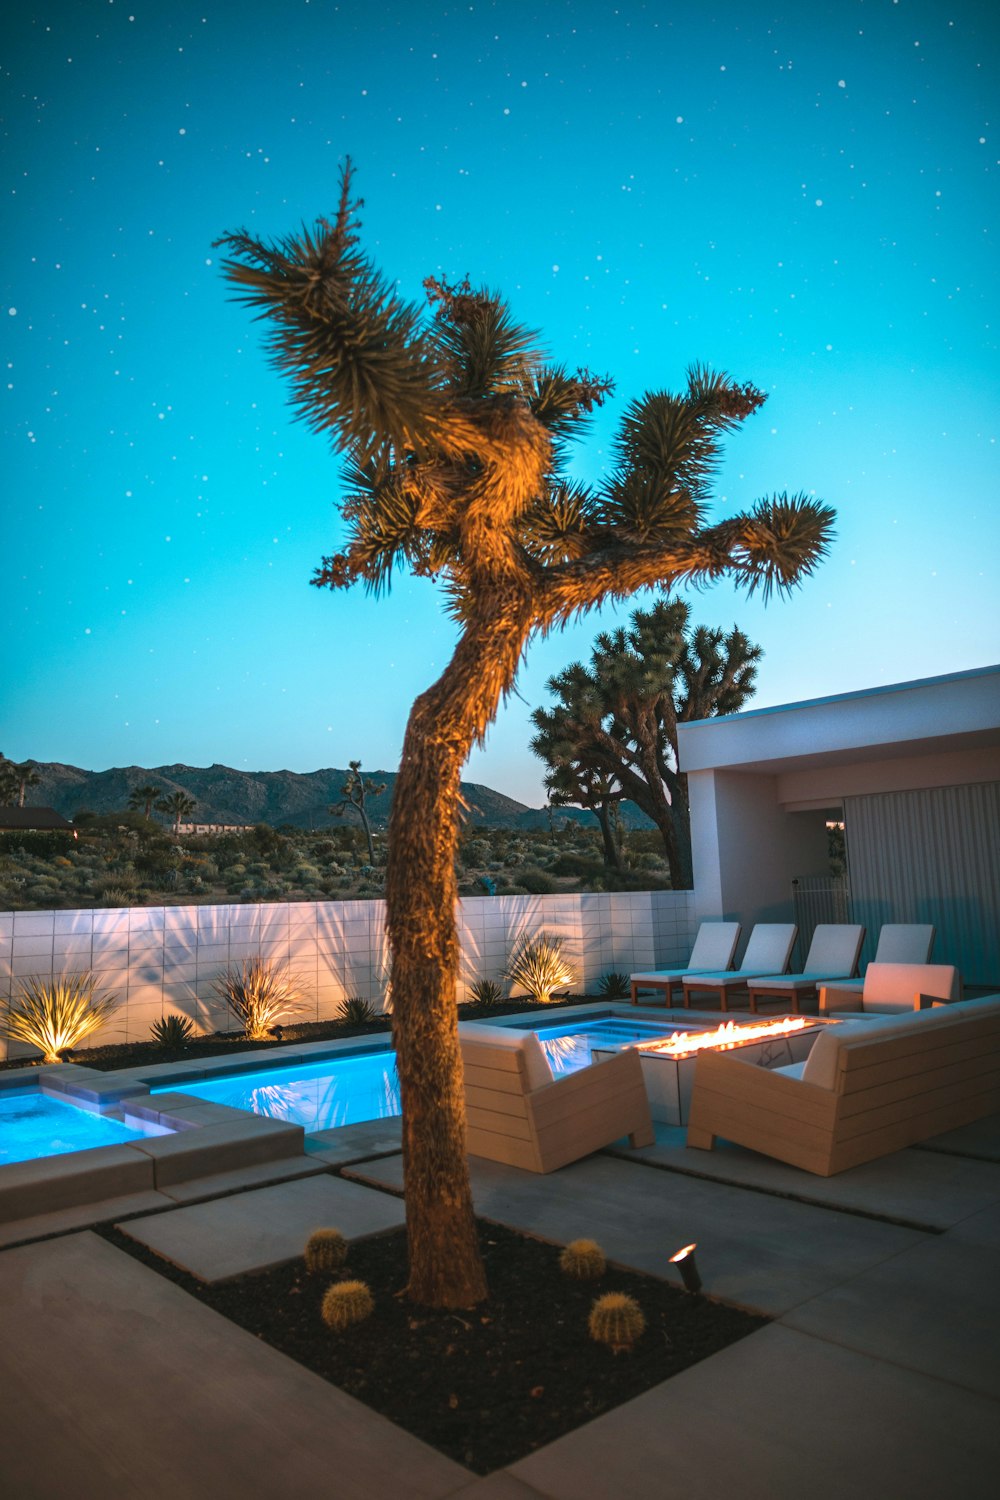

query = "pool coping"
[0,1002,706,1227]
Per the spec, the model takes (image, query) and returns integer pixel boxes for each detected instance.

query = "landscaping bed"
[102,1216,767,1475]
[0,995,599,1073]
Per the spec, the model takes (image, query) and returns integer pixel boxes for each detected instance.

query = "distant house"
[0,807,75,833]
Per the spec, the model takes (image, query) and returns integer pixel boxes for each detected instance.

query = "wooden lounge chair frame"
[460,1030,654,1173]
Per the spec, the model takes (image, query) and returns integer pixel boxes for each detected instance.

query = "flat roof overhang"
[677,665,1000,776]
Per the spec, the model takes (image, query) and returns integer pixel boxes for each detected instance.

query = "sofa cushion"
[801,998,1000,1090]
[458,1023,553,1091]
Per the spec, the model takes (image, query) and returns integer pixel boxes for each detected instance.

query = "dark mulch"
[0,995,601,1074]
[101,1216,767,1475]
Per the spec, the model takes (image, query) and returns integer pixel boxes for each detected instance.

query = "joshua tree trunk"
[596,800,624,870]
[385,608,529,1307]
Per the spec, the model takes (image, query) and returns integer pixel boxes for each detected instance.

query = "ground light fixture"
[670,1242,702,1293]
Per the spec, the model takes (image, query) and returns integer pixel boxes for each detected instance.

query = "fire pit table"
[592,1016,830,1126]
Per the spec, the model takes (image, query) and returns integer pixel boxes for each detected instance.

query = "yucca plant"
[467,978,504,1008]
[597,971,631,999]
[150,1013,195,1050]
[3,972,121,1063]
[339,995,380,1025]
[212,956,305,1041]
[504,932,577,1004]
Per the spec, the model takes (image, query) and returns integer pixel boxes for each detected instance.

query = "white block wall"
[0,890,696,1061]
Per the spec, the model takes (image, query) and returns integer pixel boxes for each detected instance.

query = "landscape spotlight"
[669,1241,702,1294]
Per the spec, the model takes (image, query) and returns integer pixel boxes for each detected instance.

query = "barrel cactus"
[559,1238,607,1280]
[321,1279,374,1331]
[588,1292,645,1353]
[304,1228,348,1276]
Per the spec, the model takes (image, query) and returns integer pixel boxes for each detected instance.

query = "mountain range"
[19,760,654,832]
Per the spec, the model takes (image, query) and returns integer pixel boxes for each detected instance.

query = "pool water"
[156,1048,402,1133]
[0,1087,151,1166]
[152,1014,680,1135]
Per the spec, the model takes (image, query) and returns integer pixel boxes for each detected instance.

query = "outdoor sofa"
[686,992,1000,1176]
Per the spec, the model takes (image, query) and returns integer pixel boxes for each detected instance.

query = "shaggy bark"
[386,612,529,1307]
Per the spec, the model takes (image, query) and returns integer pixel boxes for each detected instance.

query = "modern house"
[678,665,1000,987]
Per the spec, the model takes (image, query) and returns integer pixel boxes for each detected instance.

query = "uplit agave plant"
[597,971,631,999]
[3,972,121,1064]
[504,932,576,1004]
[212,956,305,1041]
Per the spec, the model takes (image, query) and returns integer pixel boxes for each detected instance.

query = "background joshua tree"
[127,784,163,820]
[531,597,761,887]
[330,759,385,864]
[156,791,197,836]
[530,712,626,870]
[217,161,834,1309]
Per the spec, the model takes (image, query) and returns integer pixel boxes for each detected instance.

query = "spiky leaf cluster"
[217,162,834,626]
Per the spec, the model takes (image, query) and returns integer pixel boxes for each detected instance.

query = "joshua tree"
[530,709,625,870]
[531,598,761,887]
[155,791,197,835]
[217,162,834,1308]
[127,784,162,820]
[329,760,385,864]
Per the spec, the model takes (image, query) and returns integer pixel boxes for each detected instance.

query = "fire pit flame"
[638,1015,809,1058]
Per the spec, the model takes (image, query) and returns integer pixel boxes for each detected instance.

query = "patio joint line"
[602,1148,947,1234]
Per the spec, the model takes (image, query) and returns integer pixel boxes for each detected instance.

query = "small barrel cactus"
[304,1228,348,1276]
[588,1292,646,1353]
[321,1278,374,1331]
[559,1238,607,1280]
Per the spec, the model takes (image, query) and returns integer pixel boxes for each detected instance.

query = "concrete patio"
[1,1106,999,1497]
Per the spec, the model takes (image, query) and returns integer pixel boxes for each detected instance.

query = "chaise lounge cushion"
[457,1022,553,1091]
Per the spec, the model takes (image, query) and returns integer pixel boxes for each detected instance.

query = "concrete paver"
[121,1171,406,1281]
[349,1153,926,1316]
[159,1154,325,1204]
[0,1232,468,1500]
[624,1122,1000,1229]
[509,1323,1000,1500]
[781,1233,1000,1399]
[305,1114,402,1166]
[916,1113,1000,1162]
[0,1188,172,1249]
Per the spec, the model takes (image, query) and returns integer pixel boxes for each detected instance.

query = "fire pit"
[593,1015,828,1126]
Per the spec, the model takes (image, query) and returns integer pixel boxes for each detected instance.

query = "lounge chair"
[680,923,798,1011]
[686,993,1000,1175]
[828,924,936,996]
[629,921,742,1005]
[745,924,866,1014]
[458,1021,654,1173]
[819,961,960,1014]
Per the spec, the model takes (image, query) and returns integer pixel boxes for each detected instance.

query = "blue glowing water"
[0,1087,149,1166]
[151,1015,680,1134]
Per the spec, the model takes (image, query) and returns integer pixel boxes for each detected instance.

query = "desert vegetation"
[0,814,672,912]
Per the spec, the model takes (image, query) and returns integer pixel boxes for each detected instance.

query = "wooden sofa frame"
[686,998,1000,1176]
[461,1036,654,1174]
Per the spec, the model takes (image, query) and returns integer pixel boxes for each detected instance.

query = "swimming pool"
[0,1085,157,1167]
[150,1013,680,1134]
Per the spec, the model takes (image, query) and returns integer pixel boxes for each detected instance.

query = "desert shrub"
[339,996,381,1025]
[505,932,576,1003]
[597,972,631,999]
[466,978,504,1007]
[212,957,306,1040]
[151,1013,195,1049]
[551,852,604,879]
[97,885,139,907]
[516,867,557,894]
[3,972,121,1063]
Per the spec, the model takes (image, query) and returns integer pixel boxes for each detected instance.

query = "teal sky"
[3,0,998,806]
